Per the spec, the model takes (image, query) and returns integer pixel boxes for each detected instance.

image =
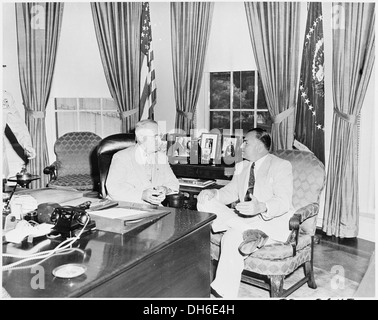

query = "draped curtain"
[244,2,301,150]
[322,3,375,238]
[15,3,64,188]
[91,2,142,133]
[171,2,214,133]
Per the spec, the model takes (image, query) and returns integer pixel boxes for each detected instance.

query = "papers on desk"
[89,207,171,234]
[90,208,151,221]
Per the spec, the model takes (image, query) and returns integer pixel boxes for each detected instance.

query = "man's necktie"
[244,162,255,201]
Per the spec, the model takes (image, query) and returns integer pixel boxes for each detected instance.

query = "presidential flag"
[140,2,156,120]
[295,2,325,163]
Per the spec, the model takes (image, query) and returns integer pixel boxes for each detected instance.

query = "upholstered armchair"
[43,132,102,192]
[210,149,326,298]
[97,133,136,198]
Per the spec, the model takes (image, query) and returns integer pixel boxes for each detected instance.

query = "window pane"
[234,71,254,110]
[233,71,241,109]
[79,111,101,133]
[55,98,77,111]
[79,98,101,110]
[56,112,78,137]
[241,71,255,109]
[257,74,269,110]
[256,112,272,132]
[233,111,254,134]
[103,111,122,137]
[210,111,230,131]
[210,72,230,110]
[102,98,118,111]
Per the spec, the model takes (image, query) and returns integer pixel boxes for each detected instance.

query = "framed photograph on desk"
[200,133,220,164]
[167,133,192,163]
[221,135,242,165]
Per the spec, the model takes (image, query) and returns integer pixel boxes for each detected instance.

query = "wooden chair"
[210,149,326,297]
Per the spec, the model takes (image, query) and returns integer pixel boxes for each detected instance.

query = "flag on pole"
[295,2,325,163]
[140,2,156,120]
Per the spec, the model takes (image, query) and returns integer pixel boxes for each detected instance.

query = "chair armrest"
[43,161,58,180]
[286,203,319,256]
[291,203,319,225]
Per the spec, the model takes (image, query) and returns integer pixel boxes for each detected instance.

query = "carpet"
[237,266,359,299]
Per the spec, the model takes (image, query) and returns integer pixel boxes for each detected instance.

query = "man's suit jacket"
[106,145,180,203]
[217,153,294,241]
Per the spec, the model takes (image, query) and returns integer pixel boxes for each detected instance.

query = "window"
[55,98,122,138]
[209,71,271,135]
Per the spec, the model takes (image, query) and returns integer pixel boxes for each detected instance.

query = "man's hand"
[25,147,36,160]
[197,189,217,203]
[142,187,166,205]
[235,195,266,216]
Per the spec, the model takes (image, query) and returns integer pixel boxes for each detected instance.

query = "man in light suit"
[197,128,294,298]
[106,119,179,205]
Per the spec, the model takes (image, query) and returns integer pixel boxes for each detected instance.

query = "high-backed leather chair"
[43,132,102,191]
[97,133,136,198]
[210,149,326,298]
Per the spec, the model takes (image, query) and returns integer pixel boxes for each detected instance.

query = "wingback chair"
[97,133,136,198]
[210,149,326,298]
[43,132,102,192]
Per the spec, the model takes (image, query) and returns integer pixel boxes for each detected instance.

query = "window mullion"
[230,71,233,133]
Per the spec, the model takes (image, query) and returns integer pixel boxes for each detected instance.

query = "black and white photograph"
[200,132,220,164]
[1,0,375,303]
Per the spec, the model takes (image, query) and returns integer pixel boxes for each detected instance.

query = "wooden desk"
[2,205,215,298]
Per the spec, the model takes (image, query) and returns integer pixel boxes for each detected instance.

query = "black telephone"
[50,202,95,238]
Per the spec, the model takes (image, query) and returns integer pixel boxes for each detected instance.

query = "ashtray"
[52,263,87,279]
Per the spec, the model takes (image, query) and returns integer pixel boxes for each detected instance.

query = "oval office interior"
[2,2,375,299]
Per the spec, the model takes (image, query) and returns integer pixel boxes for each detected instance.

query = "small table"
[7,175,40,188]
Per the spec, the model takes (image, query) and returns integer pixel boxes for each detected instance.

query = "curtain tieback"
[121,108,138,119]
[271,106,294,124]
[26,109,45,119]
[333,108,356,125]
[176,109,193,121]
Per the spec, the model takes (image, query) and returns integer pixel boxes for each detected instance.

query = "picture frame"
[167,133,192,163]
[221,135,242,165]
[199,133,220,164]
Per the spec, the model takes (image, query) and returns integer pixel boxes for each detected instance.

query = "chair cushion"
[48,174,98,191]
[211,232,312,260]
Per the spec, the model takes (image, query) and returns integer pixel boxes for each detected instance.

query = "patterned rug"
[237,266,359,299]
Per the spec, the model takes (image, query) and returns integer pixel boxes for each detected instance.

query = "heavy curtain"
[171,2,214,133]
[91,2,142,133]
[322,3,375,238]
[244,2,301,150]
[15,3,64,188]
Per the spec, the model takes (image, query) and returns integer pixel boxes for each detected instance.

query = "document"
[90,207,169,221]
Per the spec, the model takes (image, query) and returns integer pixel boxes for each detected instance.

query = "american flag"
[140,2,156,120]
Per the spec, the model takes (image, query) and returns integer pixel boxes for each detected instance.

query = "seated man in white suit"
[106,119,179,205]
[197,128,294,298]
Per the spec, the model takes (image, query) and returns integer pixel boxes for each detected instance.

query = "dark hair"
[247,128,271,151]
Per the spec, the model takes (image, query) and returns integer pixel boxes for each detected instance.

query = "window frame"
[205,70,270,134]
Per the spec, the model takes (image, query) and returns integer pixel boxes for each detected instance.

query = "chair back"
[54,131,102,177]
[272,149,326,234]
[97,133,136,198]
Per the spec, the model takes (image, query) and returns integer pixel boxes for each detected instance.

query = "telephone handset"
[51,205,94,238]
